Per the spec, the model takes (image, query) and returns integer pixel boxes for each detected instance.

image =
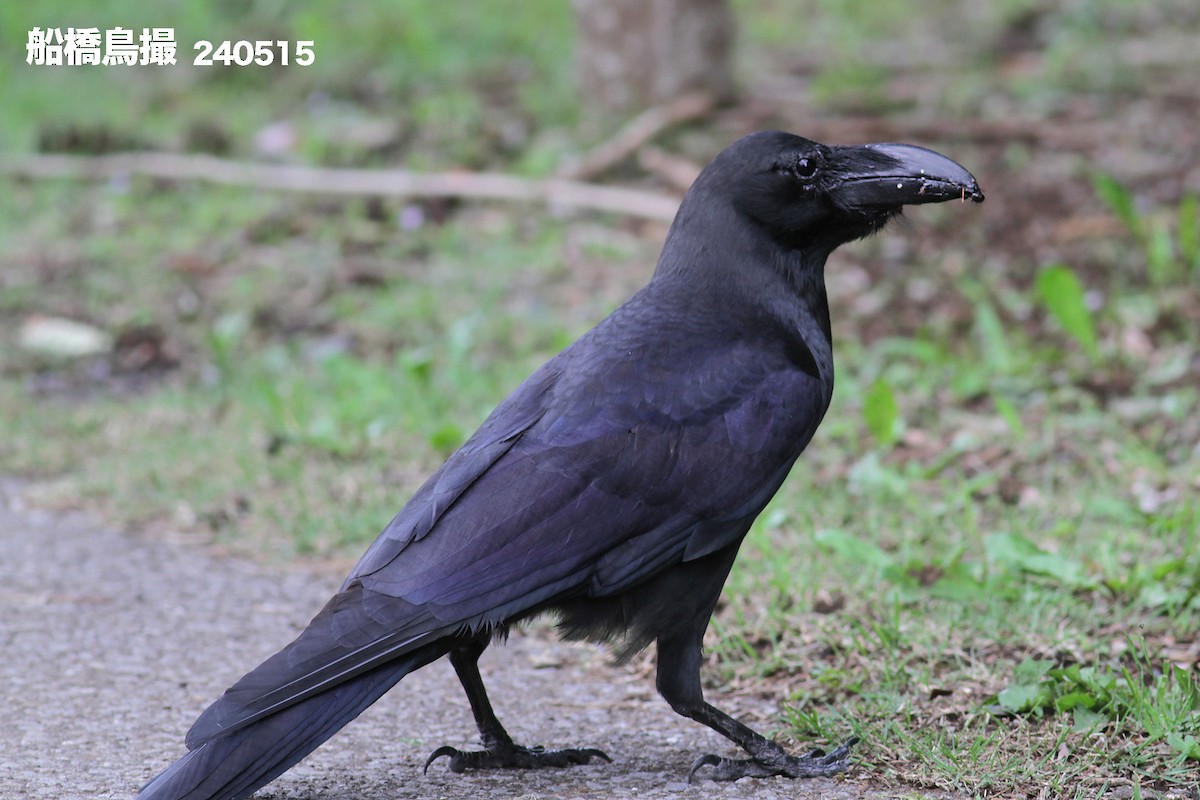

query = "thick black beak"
[832,142,984,210]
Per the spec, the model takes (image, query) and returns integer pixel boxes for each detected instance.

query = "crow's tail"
[136,652,425,800]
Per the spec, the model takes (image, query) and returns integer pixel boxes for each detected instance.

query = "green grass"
[2,1,1198,797]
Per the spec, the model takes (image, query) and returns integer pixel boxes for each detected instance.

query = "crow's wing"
[188,319,828,746]
[352,318,828,606]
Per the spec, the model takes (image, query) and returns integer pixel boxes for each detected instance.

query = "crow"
[137,131,983,799]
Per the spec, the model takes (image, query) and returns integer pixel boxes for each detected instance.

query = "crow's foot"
[424,742,611,774]
[688,737,859,782]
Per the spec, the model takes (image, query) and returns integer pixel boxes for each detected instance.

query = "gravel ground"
[1,481,953,800]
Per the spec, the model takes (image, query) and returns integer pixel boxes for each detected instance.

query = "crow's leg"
[656,595,857,782]
[424,635,611,773]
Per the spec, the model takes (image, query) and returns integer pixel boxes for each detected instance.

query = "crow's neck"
[651,213,836,399]
[773,246,833,346]
[655,211,834,345]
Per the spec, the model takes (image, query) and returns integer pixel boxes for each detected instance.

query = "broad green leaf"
[986,532,1096,588]
[814,528,893,569]
[991,393,1024,439]
[863,377,899,447]
[1178,193,1199,270]
[986,531,1042,564]
[1146,220,1177,285]
[1071,707,1106,733]
[928,560,987,601]
[1054,691,1097,712]
[1166,733,1200,761]
[847,451,910,494]
[399,349,434,384]
[998,682,1048,713]
[1035,264,1099,360]
[1021,551,1097,589]
[428,422,464,454]
[1093,173,1142,236]
[957,277,1010,374]
[973,297,1011,372]
[1013,658,1055,684]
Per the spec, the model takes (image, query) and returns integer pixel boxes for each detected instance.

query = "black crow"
[137,131,983,799]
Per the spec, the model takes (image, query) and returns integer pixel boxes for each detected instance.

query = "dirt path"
[1,482,949,800]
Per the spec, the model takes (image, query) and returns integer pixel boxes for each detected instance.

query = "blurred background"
[1,1,1198,795]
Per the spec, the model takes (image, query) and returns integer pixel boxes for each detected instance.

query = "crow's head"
[684,130,984,252]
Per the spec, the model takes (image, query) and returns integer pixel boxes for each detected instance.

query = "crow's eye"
[793,157,818,179]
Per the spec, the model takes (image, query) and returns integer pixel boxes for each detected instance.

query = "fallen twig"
[637,146,702,194]
[558,91,713,181]
[0,152,682,223]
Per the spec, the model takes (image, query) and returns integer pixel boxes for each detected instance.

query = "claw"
[423,746,459,774]
[580,748,613,764]
[822,736,859,764]
[688,753,723,784]
[688,737,861,782]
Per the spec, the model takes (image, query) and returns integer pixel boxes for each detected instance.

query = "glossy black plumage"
[138,131,982,799]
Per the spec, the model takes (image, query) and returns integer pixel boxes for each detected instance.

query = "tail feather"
[138,649,438,800]
[185,583,442,748]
